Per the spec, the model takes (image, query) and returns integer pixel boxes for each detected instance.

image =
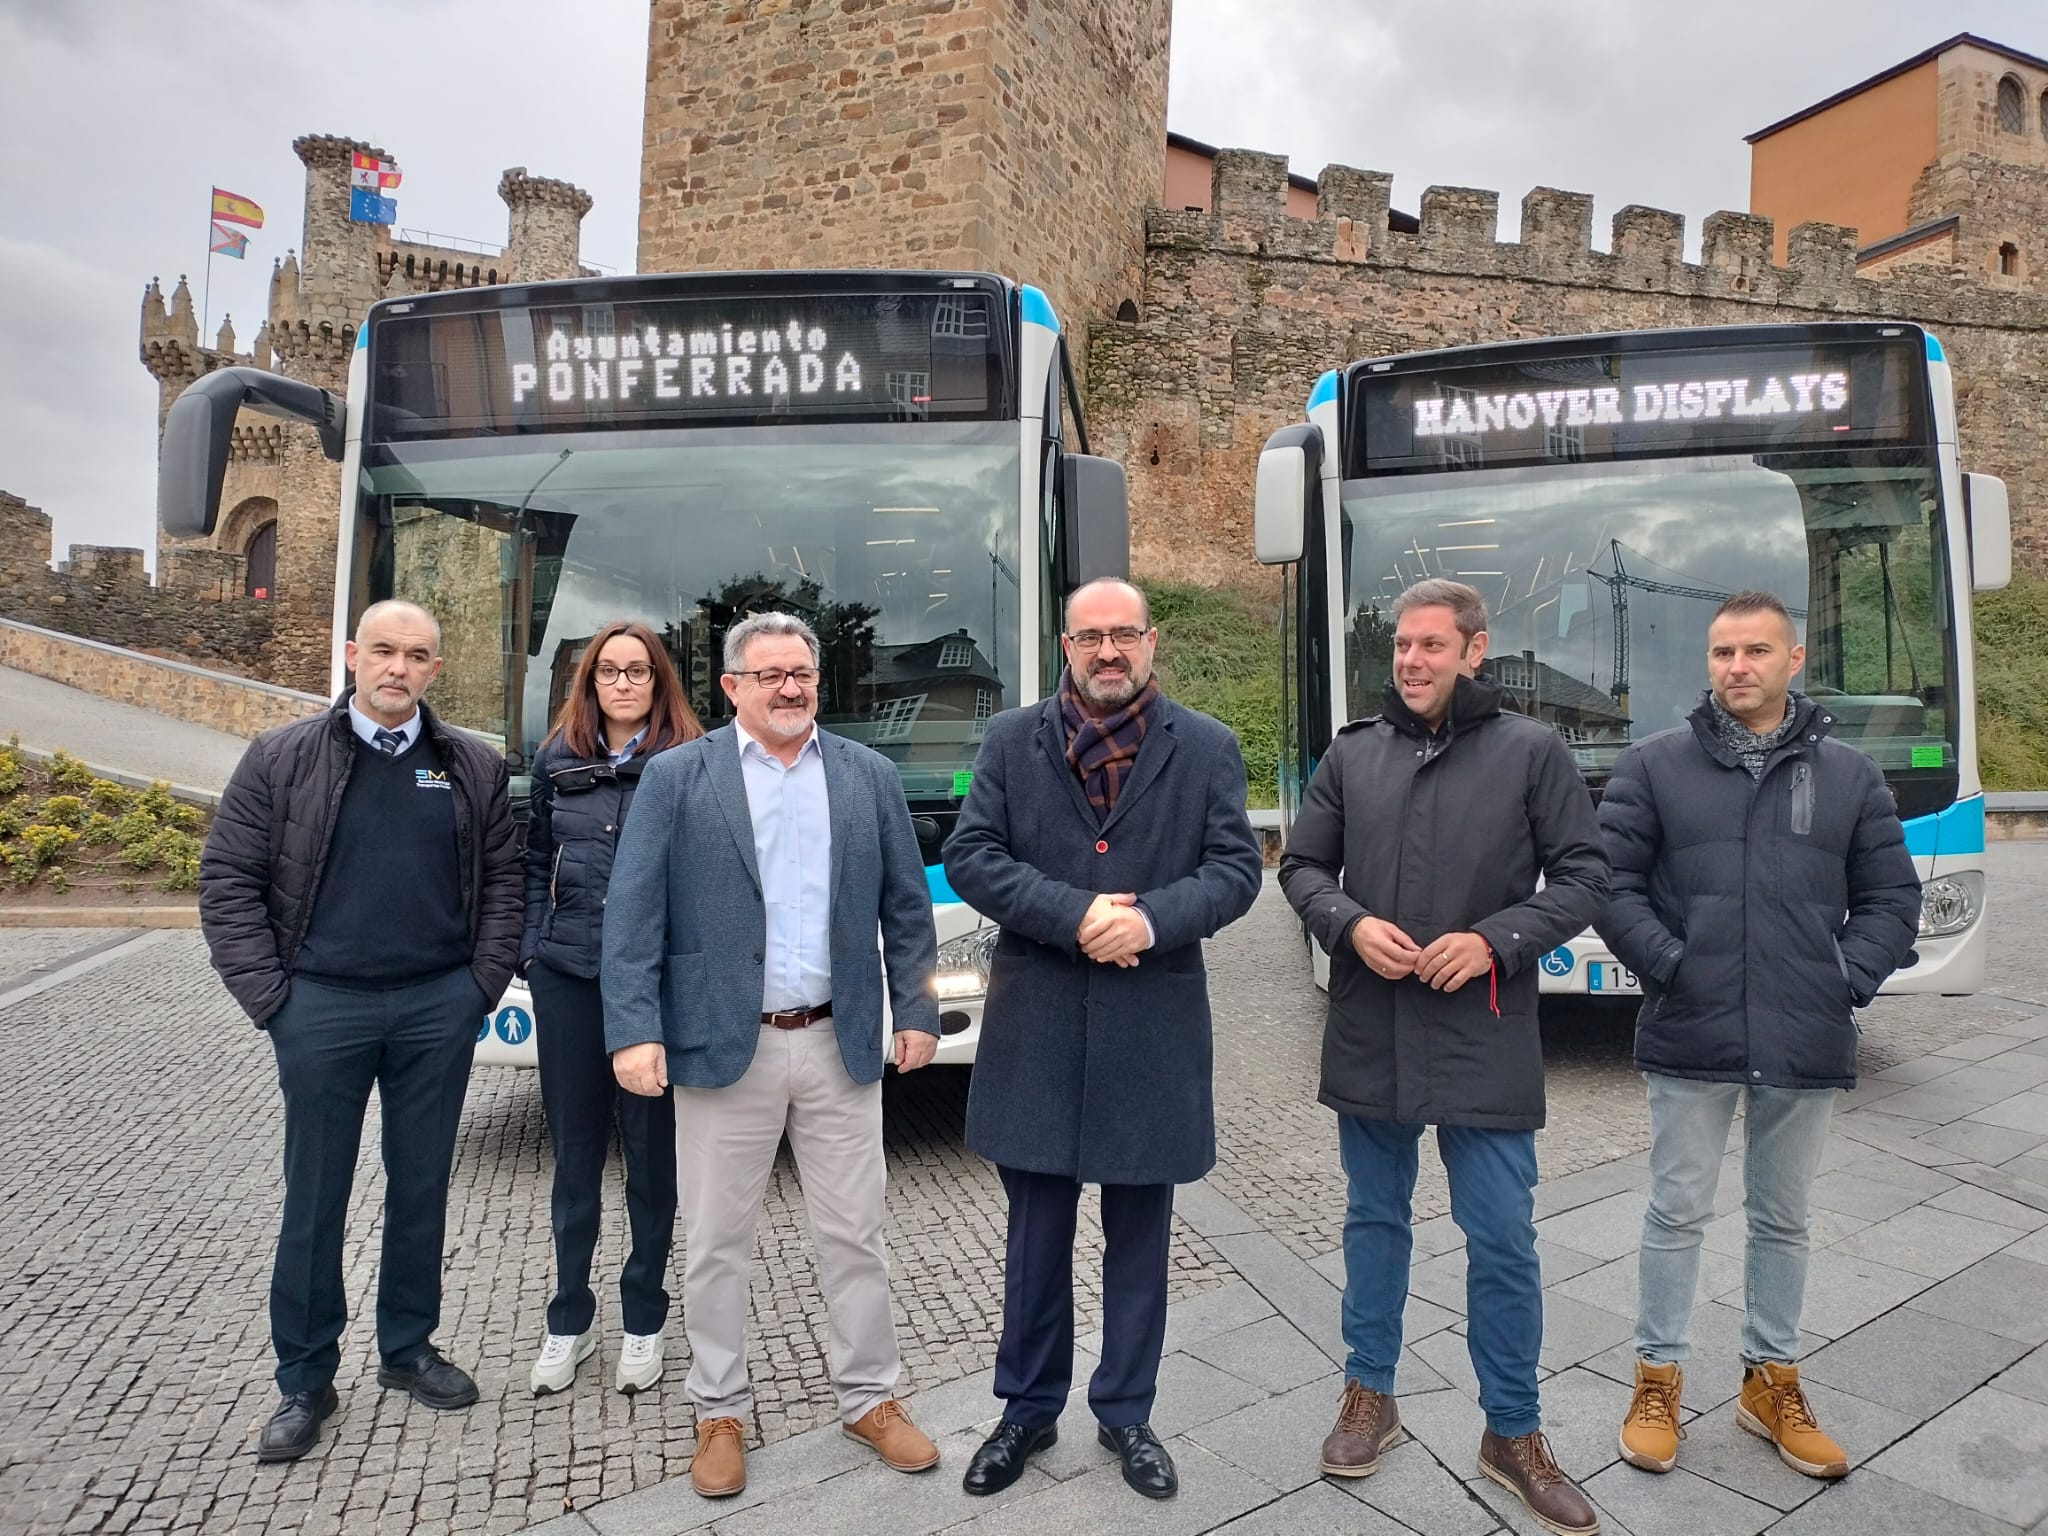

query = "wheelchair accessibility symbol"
[1539,945,1575,978]
[493,1006,534,1045]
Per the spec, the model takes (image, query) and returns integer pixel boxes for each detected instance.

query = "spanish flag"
[211,187,265,229]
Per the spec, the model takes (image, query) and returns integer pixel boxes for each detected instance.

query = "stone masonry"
[638,0,1171,351]
[1089,155,2048,588]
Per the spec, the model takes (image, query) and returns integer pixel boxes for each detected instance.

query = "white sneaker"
[616,1330,664,1394]
[529,1330,596,1396]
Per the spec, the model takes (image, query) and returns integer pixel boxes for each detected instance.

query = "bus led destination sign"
[512,315,868,407]
[1355,335,1920,475]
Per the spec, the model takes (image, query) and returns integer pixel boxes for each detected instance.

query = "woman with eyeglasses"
[519,621,703,1397]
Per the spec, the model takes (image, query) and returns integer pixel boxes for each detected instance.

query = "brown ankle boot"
[1320,1379,1405,1477]
[1478,1429,1600,1536]
[690,1416,747,1497]
[1738,1362,1848,1479]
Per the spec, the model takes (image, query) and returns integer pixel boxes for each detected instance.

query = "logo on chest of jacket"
[415,769,452,791]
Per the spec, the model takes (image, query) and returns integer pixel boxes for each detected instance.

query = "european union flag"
[349,188,397,225]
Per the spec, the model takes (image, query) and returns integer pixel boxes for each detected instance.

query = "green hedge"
[1974,573,2048,791]
[1136,579,1281,808]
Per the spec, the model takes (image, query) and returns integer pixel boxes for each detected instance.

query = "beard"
[1077,658,1145,711]
[759,701,816,740]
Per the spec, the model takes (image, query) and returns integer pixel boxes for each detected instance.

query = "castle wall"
[1088,156,2048,588]
[638,0,1170,339]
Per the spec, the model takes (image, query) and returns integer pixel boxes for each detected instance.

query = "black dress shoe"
[962,1419,1059,1495]
[1098,1422,1177,1499]
[257,1385,339,1463]
[375,1345,479,1410]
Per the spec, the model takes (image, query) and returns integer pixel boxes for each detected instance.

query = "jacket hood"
[1380,672,1504,739]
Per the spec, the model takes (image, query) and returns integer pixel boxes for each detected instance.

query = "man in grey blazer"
[604,612,943,1500]
[946,578,1264,1502]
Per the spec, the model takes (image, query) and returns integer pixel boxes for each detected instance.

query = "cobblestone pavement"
[2,849,2041,1535]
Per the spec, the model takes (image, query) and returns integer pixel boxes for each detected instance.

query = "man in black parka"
[199,600,522,1464]
[1280,579,1608,1536]
[1599,591,1918,1484]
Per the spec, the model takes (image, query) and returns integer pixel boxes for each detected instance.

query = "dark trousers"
[1338,1116,1543,1437]
[529,962,678,1336]
[994,1165,1174,1430]
[267,966,481,1394]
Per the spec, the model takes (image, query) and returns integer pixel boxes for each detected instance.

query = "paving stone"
[1871,1056,1971,1085]
[1581,1463,1779,1536]
[1185,1374,1346,1494]
[1174,1179,1262,1240]
[1209,1479,1415,1533]
[709,1424,1054,1535]
[940,1440,1274,1535]
[1862,1084,2008,1125]
[1802,1306,2032,1417]
[1187,1317,1342,1396]
[1531,1161,1649,1219]
[1334,1429,1502,1536]
[1551,1249,1743,1322]
[1835,1146,1969,1194]
[1582,1301,1827,1416]
[1158,1281,1277,1356]
[1869,1387,2048,1528]
[1994,1346,2048,1409]
[2011,1226,2048,1265]
[1701,1202,1873,1258]
[1412,1329,1488,1404]
[1533,1192,1654,1262]
[1953,1055,2048,1093]
[1535,1240,1607,1286]
[1538,1292,1638,1373]
[1410,1214,1468,1259]
[1206,1231,1346,1366]
[1764,1468,2029,1536]
[1675,1381,1917,1511]
[1907,1254,2048,1344]
[1408,1248,1472,1314]
[1936,1036,2034,1063]
[1712,1248,1930,1342]
[1831,1203,2030,1279]
[1971,1094,2048,1136]
[1146,1350,1271,1441]
[1925,1182,2048,1232]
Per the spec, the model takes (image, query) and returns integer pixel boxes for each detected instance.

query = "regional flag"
[351,151,403,191]
[211,187,264,228]
[209,221,249,259]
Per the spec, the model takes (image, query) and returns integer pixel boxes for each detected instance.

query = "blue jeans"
[1636,1073,1839,1366]
[1339,1116,1542,1438]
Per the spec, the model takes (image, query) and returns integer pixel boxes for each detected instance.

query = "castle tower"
[500,168,594,282]
[638,0,1173,342]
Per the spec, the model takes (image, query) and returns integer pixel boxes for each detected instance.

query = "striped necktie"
[373,728,404,757]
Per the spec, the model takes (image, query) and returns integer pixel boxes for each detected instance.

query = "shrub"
[113,809,160,850]
[88,779,133,813]
[5,824,77,885]
[1974,573,2048,791]
[46,751,93,789]
[137,783,178,821]
[0,747,22,798]
[0,806,23,841]
[1137,577,1283,808]
[80,812,120,847]
[40,795,87,829]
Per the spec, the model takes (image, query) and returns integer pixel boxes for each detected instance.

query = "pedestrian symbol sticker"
[494,1006,533,1045]
[1539,945,1574,978]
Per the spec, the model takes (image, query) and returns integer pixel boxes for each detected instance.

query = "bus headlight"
[1919,872,1984,938]
[933,924,1000,1002]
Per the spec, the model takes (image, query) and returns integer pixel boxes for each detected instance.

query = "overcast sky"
[1,0,2040,562]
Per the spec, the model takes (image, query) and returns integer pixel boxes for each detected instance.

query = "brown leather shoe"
[844,1399,940,1472]
[1478,1429,1600,1536]
[690,1416,747,1498]
[1320,1379,1406,1477]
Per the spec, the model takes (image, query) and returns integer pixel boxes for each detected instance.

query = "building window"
[1998,74,2026,134]
[972,688,994,739]
[872,693,925,742]
[1998,242,2021,277]
[938,637,972,669]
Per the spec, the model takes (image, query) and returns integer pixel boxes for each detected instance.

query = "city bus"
[158,269,1129,1067]
[1253,322,2010,999]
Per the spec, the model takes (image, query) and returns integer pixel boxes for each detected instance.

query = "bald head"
[356,599,441,652]
[1063,578,1149,633]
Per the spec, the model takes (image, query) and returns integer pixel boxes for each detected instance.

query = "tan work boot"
[1618,1359,1684,1473]
[690,1416,747,1497]
[1320,1379,1405,1477]
[1478,1430,1601,1536]
[844,1399,941,1472]
[1738,1362,1848,1479]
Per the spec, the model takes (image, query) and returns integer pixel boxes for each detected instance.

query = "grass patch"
[1137,578,1281,807]
[1974,572,2048,791]
[0,742,207,895]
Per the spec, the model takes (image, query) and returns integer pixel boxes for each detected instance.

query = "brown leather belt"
[762,1001,832,1030]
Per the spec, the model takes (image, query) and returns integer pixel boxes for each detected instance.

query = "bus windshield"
[352,422,1022,815]
[1339,446,1956,788]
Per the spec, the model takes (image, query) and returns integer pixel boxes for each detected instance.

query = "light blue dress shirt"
[735,722,833,1012]
[346,697,421,752]
[605,725,646,766]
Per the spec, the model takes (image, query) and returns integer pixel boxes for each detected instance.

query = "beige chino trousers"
[674,1021,900,1424]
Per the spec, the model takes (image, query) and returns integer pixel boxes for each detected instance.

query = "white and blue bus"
[1254,322,2009,999]
[159,270,1129,1066]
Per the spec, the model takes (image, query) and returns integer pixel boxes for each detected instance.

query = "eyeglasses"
[594,662,654,685]
[726,667,821,691]
[1065,627,1150,652]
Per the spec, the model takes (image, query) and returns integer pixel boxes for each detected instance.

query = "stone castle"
[3,9,2044,688]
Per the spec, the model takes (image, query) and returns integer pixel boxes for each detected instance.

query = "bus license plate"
[1589,961,1640,994]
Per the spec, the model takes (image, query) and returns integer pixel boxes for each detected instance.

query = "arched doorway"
[245,521,277,599]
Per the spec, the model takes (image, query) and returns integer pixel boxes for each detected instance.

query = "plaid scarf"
[1057,666,1160,820]
[1709,691,1800,780]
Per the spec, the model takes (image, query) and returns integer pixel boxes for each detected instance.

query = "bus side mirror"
[159,366,347,536]
[1964,473,2010,592]
[1255,424,1324,565]
[1059,453,1129,584]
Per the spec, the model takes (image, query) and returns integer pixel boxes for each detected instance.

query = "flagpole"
[202,221,214,343]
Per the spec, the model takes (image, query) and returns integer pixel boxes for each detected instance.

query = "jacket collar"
[1685,689,1828,769]
[331,686,460,755]
[1379,672,1503,742]
[1033,691,1179,831]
